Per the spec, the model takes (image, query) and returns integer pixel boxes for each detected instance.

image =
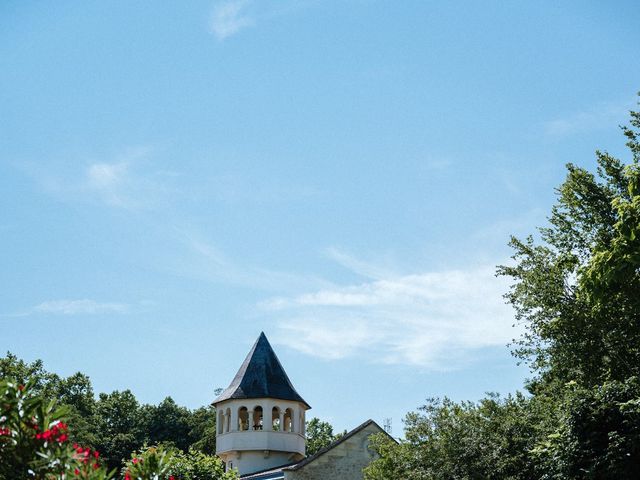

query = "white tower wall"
[216,397,307,475]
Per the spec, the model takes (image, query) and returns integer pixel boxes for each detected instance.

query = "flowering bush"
[0,379,113,480]
[122,446,237,480]
[123,447,174,480]
[0,379,236,480]
[168,449,233,480]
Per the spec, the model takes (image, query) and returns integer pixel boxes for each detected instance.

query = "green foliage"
[0,378,70,479]
[185,406,217,455]
[365,394,540,480]
[168,448,236,480]
[0,379,114,480]
[122,446,236,480]
[0,380,234,480]
[1,353,99,449]
[304,417,336,456]
[94,390,145,470]
[368,101,640,479]
[140,398,192,453]
[532,378,640,479]
[0,353,62,399]
[123,446,174,480]
[497,120,640,388]
[0,353,218,471]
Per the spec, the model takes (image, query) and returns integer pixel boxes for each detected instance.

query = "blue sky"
[1,0,639,435]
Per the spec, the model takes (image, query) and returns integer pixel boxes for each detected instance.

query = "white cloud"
[26,146,161,210]
[85,161,130,207]
[324,247,393,280]
[86,162,127,189]
[265,258,518,369]
[177,232,332,293]
[208,0,318,41]
[544,101,631,137]
[210,0,254,40]
[33,299,128,315]
[81,146,156,209]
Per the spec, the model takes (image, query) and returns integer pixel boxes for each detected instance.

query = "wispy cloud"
[424,158,453,171]
[208,0,318,41]
[85,161,131,207]
[28,146,173,211]
[175,231,332,293]
[544,100,632,137]
[81,146,155,209]
[324,247,394,280]
[2,299,129,317]
[264,254,517,369]
[34,299,129,315]
[210,0,255,40]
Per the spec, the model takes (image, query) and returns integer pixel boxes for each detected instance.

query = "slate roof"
[214,332,310,408]
[238,462,298,479]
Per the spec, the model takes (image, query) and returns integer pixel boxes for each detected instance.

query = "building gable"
[283,420,392,480]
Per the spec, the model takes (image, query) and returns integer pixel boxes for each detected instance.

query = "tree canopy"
[366,101,640,479]
[0,353,218,471]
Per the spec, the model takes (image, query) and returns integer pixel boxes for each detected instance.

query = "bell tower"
[214,332,310,476]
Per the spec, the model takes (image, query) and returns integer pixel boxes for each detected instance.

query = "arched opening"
[225,408,231,433]
[284,408,293,432]
[218,409,224,434]
[238,406,249,431]
[300,411,305,435]
[272,407,281,431]
[252,406,263,430]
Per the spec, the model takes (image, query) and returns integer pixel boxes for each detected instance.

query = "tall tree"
[93,390,145,470]
[367,101,640,480]
[187,405,218,455]
[498,106,640,388]
[365,394,541,480]
[141,397,192,452]
[305,418,336,456]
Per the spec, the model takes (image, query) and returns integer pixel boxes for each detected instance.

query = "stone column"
[279,411,285,431]
[231,407,238,432]
[248,409,254,430]
[264,400,272,431]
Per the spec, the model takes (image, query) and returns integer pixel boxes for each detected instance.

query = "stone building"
[213,333,393,479]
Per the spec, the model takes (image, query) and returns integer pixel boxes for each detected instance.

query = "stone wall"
[285,423,381,480]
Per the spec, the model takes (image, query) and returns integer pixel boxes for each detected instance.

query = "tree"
[0,352,223,471]
[495,102,640,478]
[187,405,217,455]
[304,418,336,456]
[497,107,640,388]
[367,101,640,479]
[122,445,237,480]
[365,394,541,480]
[93,390,145,470]
[0,353,61,399]
[141,397,192,452]
[530,378,640,479]
[0,353,100,449]
[168,448,236,480]
[0,379,113,480]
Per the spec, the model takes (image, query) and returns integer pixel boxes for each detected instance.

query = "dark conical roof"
[213,332,310,408]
